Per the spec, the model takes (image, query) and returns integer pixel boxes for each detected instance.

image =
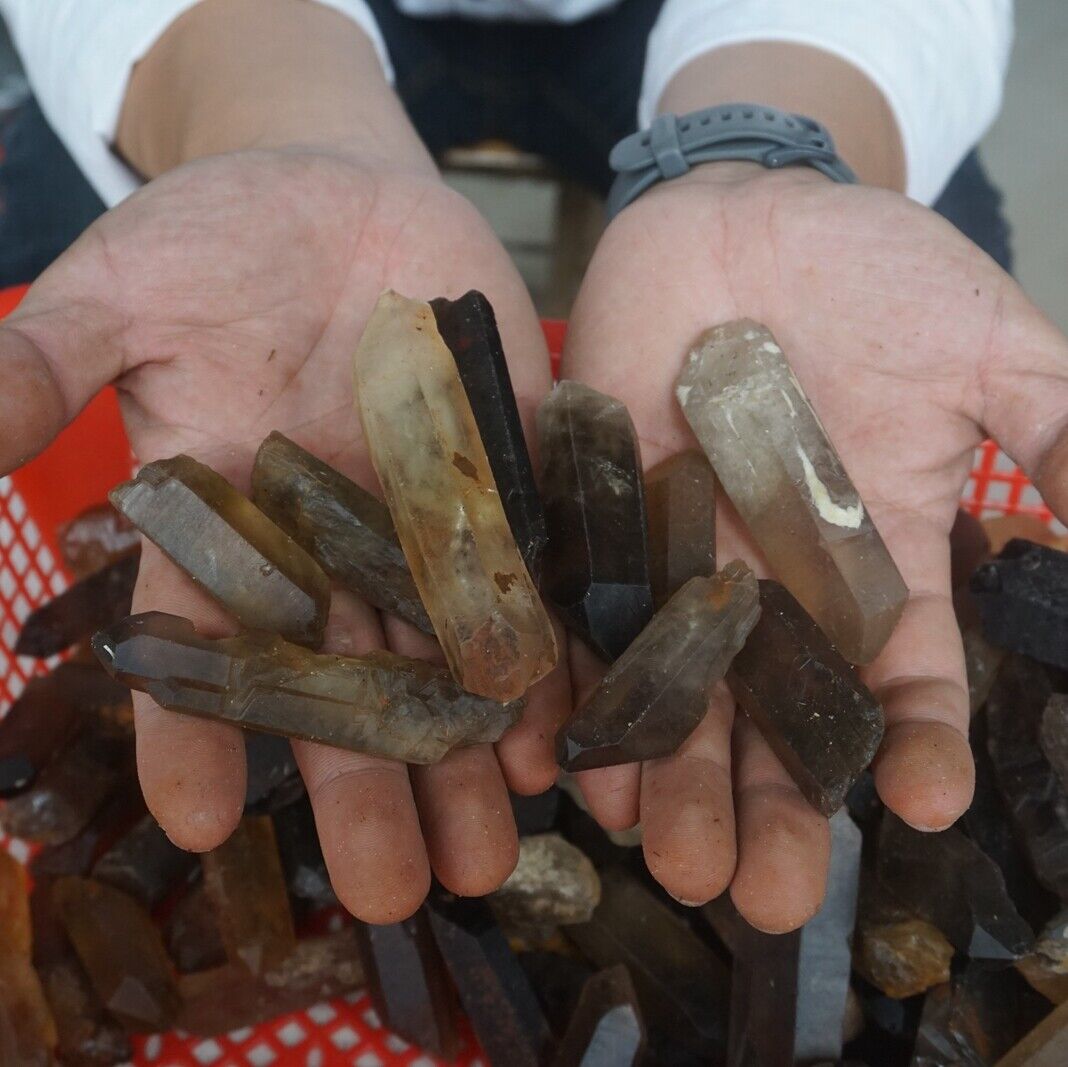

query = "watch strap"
[606,103,857,219]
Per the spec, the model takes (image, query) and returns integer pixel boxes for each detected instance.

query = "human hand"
[0,146,571,921]
[561,161,1068,931]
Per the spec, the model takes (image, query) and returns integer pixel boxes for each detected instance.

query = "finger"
[640,681,736,906]
[0,286,126,472]
[495,616,572,796]
[730,715,830,933]
[293,591,430,923]
[864,514,974,831]
[132,542,247,852]
[567,638,641,831]
[383,616,519,897]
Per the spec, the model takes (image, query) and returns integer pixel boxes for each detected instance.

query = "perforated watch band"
[606,103,857,219]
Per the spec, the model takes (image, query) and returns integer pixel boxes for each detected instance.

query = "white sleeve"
[0,0,393,208]
[639,0,1014,205]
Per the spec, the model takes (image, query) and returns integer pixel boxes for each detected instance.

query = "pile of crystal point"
[13,306,1068,1065]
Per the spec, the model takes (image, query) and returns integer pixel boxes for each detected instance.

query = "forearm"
[116,0,434,178]
[658,42,905,192]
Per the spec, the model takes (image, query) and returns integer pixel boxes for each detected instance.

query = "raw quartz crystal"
[985,654,1068,899]
[972,539,1068,670]
[676,319,908,665]
[728,580,884,816]
[538,380,653,662]
[91,812,197,908]
[431,290,548,582]
[202,815,296,976]
[58,502,140,579]
[93,612,522,764]
[15,552,138,658]
[110,455,330,647]
[353,290,556,702]
[557,563,760,771]
[52,876,180,1032]
[488,833,601,937]
[426,890,552,1067]
[165,885,226,975]
[727,811,861,1066]
[0,853,56,1065]
[251,431,432,634]
[1041,694,1068,792]
[645,449,717,608]
[354,908,459,1059]
[552,965,646,1067]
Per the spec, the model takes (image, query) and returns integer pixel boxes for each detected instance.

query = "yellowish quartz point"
[353,291,557,701]
[676,320,907,664]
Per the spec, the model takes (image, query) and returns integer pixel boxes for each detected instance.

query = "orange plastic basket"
[0,284,1052,1066]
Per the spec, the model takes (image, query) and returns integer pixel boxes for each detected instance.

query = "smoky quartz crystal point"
[15,552,138,658]
[729,580,884,817]
[353,290,556,702]
[538,380,653,662]
[972,540,1068,670]
[431,290,548,582]
[354,908,459,1059]
[110,455,330,646]
[557,563,760,772]
[92,813,197,908]
[676,319,907,664]
[251,431,432,633]
[426,890,552,1067]
[93,612,521,763]
[645,449,717,608]
[552,965,645,1067]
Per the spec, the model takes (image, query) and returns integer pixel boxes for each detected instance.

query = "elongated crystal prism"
[729,580,885,816]
[645,450,717,608]
[538,380,653,661]
[53,876,180,1031]
[676,320,907,664]
[92,813,197,908]
[553,965,645,1067]
[432,290,548,582]
[15,552,138,658]
[728,811,861,1066]
[93,612,521,763]
[110,455,330,646]
[557,563,760,771]
[354,908,459,1059]
[353,290,556,701]
[251,432,432,633]
[202,816,296,976]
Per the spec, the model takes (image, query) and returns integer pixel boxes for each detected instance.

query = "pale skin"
[4,0,1067,930]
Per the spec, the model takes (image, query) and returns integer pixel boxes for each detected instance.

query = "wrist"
[658,42,905,193]
[117,0,435,180]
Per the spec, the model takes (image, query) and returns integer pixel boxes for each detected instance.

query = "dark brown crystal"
[354,908,459,1059]
[202,815,296,976]
[58,503,139,579]
[251,431,432,633]
[164,885,226,975]
[557,564,760,771]
[565,867,729,1058]
[52,876,180,1032]
[93,612,522,763]
[15,552,138,658]
[110,454,330,646]
[432,290,548,582]
[552,965,645,1067]
[729,579,885,817]
[426,890,552,1067]
[92,813,197,908]
[645,450,717,608]
[538,380,653,662]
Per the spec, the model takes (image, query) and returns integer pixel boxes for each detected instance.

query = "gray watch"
[606,103,857,219]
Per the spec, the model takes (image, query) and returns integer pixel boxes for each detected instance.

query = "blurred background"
[1,0,1065,324]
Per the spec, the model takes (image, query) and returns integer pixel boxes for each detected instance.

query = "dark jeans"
[0,0,1012,287]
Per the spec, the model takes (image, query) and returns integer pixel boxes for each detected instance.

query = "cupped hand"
[0,146,571,922]
[562,162,1068,932]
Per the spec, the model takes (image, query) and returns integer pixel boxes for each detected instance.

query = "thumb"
[0,281,126,473]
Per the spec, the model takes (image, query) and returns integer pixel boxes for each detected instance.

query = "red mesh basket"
[0,283,1052,1066]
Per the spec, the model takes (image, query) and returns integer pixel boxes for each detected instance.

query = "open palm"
[0,146,571,922]
[563,165,1068,931]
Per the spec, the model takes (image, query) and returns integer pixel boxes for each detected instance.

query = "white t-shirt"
[0,0,1012,207]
